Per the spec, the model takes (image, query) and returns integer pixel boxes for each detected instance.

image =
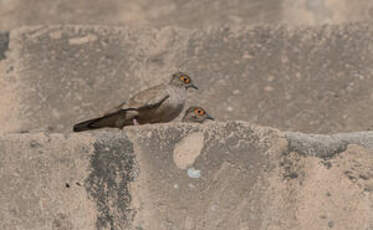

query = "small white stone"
[227,106,233,112]
[187,168,201,179]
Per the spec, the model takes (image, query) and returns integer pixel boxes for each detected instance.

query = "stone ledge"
[0,122,372,230]
[285,131,373,158]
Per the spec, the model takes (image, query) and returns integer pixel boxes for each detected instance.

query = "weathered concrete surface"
[285,131,373,158]
[0,31,9,60]
[0,122,372,230]
[1,24,373,134]
[1,0,373,30]
[0,0,281,30]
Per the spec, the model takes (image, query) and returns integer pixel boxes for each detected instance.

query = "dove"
[182,106,214,123]
[73,72,197,132]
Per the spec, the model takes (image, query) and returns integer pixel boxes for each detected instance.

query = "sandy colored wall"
[1,122,372,230]
[0,2,373,229]
[1,25,373,134]
[1,0,373,30]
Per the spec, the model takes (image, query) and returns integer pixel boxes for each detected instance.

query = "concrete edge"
[285,131,373,158]
[3,121,373,159]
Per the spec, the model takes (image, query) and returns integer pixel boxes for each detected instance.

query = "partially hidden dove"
[182,106,214,123]
[73,72,198,132]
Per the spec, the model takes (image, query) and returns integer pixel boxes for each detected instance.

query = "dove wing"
[127,84,170,110]
[104,84,169,116]
[104,101,127,115]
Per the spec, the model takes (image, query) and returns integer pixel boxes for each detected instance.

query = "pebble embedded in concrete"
[187,168,201,179]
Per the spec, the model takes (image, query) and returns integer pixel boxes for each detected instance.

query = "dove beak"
[188,84,198,90]
[206,114,215,120]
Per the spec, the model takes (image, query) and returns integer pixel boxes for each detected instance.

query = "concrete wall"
[1,24,373,134]
[1,0,373,30]
[0,5,373,229]
[1,122,372,230]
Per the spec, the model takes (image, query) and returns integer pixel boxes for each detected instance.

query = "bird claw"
[133,118,139,126]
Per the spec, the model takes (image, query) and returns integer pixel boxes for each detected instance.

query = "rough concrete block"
[1,24,373,134]
[0,133,98,229]
[0,122,372,230]
[286,130,373,158]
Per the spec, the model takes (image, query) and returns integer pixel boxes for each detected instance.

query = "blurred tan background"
[1,0,373,30]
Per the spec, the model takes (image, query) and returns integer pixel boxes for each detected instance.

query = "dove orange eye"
[180,76,190,84]
[194,109,205,115]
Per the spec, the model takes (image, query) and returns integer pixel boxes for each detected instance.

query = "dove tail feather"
[73,108,138,132]
[73,117,104,132]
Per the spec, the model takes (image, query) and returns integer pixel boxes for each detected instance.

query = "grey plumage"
[73,72,197,132]
[182,106,214,123]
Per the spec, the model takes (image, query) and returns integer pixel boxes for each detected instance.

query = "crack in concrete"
[0,31,9,60]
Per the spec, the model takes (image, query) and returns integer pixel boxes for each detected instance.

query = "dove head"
[170,72,198,90]
[182,106,214,123]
